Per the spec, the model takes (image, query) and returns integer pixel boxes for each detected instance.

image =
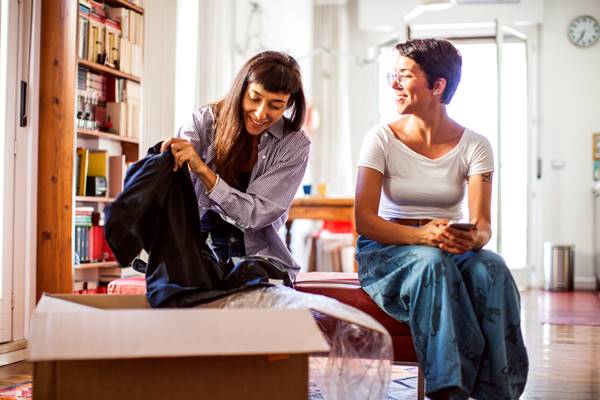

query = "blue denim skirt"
[356,236,528,399]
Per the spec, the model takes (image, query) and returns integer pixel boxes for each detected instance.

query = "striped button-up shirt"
[177,106,311,278]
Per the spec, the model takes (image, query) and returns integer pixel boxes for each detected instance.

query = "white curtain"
[195,0,235,106]
[310,0,353,196]
[174,0,235,130]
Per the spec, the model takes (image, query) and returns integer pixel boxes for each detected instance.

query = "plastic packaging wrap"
[201,285,393,399]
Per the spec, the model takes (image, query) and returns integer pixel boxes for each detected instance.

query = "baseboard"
[0,339,27,355]
[0,349,27,366]
[510,266,532,290]
[575,277,597,291]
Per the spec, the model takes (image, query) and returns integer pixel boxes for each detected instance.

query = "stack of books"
[73,207,116,265]
[78,0,144,76]
[74,206,94,263]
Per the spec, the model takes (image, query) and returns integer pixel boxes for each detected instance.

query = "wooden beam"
[36,0,77,300]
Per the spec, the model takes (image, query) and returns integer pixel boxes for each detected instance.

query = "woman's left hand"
[438,223,478,254]
[161,137,206,174]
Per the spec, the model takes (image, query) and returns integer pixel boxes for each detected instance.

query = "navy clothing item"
[199,171,251,258]
[200,210,246,250]
[356,237,528,399]
[104,143,292,308]
[209,234,246,262]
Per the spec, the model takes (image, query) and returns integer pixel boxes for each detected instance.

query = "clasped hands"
[419,219,478,254]
[160,137,206,174]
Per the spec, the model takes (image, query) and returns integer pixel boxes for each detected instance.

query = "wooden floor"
[1,290,599,398]
[520,290,600,400]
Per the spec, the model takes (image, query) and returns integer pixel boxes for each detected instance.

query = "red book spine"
[89,225,103,261]
[101,226,116,261]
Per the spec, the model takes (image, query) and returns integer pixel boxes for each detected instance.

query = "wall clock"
[568,15,600,47]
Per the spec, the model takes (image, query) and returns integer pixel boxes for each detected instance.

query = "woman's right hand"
[417,219,450,248]
[161,137,206,173]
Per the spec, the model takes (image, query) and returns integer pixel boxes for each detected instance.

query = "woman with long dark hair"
[161,50,309,278]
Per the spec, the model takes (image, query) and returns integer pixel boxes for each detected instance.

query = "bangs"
[249,64,300,95]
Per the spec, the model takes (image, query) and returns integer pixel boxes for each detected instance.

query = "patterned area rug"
[0,380,31,400]
[309,365,419,400]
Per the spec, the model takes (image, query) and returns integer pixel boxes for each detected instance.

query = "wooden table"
[285,197,356,271]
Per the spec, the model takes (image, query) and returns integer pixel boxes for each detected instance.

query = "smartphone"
[449,222,475,231]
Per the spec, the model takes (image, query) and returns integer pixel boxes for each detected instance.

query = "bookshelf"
[78,58,141,82]
[78,128,139,144]
[37,0,144,299]
[73,0,144,293]
[103,0,143,15]
[76,195,117,203]
[74,261,120,270]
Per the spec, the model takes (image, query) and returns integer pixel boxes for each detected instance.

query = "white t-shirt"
[358,124,494,221]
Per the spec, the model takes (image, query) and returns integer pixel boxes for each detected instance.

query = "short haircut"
[395,39,462,104]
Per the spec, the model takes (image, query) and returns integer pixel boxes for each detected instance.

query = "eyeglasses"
[386,72,414,87]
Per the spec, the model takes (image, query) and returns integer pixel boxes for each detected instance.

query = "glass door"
[495,21,529,281]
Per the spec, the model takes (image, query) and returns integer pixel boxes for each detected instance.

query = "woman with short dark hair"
[161,50,309,278]
[355,39,528,399]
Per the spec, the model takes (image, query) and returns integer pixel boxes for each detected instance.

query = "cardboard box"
[29,294,330,400]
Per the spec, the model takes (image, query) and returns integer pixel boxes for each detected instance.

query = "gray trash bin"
[543,242,575,291]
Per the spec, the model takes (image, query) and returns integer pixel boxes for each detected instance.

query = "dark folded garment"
[104,143,292,308]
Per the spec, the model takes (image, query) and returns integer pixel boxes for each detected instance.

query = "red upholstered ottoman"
[107,275,146,295]
[294,272,417,364]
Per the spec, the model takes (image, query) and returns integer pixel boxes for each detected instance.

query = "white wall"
[540,0,600,289]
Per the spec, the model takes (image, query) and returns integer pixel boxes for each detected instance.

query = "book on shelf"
[104,18,121,69]
[77,13,89,60]
[88,0,107,18]
[79,0,91,13]
[106,101,127,135]
[76,147,89,196]
[73,280,85,291]
[124,80,141,138]
[127,103,140,139]
[89,225,104,261]
[87,12,106,64]
[108,154,126,197]
[87,149,108,178]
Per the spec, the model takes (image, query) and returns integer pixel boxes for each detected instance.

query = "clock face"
[568,15,600,47]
